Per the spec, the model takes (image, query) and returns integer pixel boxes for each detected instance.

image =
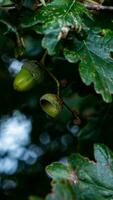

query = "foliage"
[64,30,113,103]
[1,0,113,199]
[46,144,113,200]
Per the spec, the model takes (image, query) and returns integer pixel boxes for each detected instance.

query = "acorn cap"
[23,61,44,84]
[40,93,63,118]
[13,61,44,91]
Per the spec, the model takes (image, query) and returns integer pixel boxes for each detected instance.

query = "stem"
[42,65,60,96]
[40,52,80,119]
[0,5,16,11]
[40,51,60,96]
[85,3,113,11]
[46,68,60,96]
[40,52,79,119]
[16,34,25,48]
[40,50,48,66]
[63,101,79,120]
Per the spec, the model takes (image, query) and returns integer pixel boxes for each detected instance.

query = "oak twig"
[40,51,60,96]
[0,5,16,11]
[85,3,113,11]
[63,101,80,120]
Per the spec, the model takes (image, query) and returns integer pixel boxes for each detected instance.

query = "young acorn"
[40,93,63,118]
[13,61,44,91]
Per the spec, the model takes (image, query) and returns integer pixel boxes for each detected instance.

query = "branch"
[40,51,60,96]
[63,101,80,120]
[0,5,16,11]
[85,3,113,11]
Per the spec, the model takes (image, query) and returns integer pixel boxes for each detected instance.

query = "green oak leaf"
[46,144,113,200]
[21,0,91,55]
[64,31,113,102]
[46,182,77,200]
[46,162,77,182]
[69,144,113,200]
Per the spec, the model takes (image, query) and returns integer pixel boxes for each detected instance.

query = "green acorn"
[40,93,63,118]
[13,61,44,91]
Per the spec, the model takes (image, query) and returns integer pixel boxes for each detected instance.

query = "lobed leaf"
[21,0,91,55]
[46,182,77,200]
[46,144,113,200]
[64,31,113,102]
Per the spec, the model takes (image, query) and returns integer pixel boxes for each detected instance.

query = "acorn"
[40,93,63,118]
[13,61,44,91]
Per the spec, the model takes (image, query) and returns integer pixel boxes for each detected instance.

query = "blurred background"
[0,0,113,199]
[0,57,80,200]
